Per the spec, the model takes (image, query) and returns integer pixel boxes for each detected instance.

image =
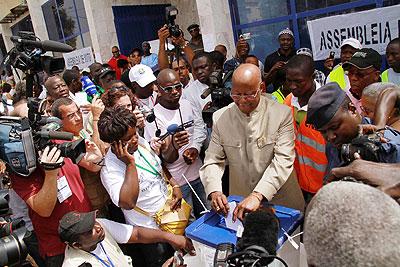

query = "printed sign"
[307,4,400,60]
[63,47,94,69]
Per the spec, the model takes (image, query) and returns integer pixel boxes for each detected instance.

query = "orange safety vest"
[284,94,327,193]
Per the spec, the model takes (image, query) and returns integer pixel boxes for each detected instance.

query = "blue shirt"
[141,53,158,72]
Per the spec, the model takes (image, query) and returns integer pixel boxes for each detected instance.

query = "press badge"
[57,176,72,203]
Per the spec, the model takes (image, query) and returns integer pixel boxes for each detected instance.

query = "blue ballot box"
[184,196,303,267]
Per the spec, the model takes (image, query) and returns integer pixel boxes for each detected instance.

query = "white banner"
[63,47,94,69]
[307,4,400,61]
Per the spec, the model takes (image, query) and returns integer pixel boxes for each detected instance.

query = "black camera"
[138,106,156,123]
[340,133,384,163]
[202,70,233,126]
[0,189,28,266]
[165,6,181,38]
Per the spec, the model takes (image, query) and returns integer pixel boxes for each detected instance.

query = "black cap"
[58,211,97,243]
[306,82,347,129]
[342,48,382,70]
[96,67,116,80]
[187,24,199,32]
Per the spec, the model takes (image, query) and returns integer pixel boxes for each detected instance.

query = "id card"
[57,176,72,203]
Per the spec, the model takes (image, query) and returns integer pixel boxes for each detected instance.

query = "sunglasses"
[159,83,183,93]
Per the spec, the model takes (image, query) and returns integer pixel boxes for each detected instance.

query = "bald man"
[144,69,208,218]
[200,64,304,220]
[45,75,71,100]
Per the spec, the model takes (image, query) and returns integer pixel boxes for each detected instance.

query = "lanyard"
[89,243,115,267]
[135,146,161,176]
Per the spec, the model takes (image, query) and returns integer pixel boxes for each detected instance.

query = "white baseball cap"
[129,64,156,87]
[340,38,362,50]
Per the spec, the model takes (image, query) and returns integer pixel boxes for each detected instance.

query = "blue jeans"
[180,178,210,219]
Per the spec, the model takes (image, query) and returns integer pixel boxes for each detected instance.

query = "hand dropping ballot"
[225,202,244,237]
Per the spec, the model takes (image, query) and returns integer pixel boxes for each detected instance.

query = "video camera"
[202,70,234,126]
[0,32,85,176]
[0,189,28,266]
[340,131,398,164]
[165,6,181,38]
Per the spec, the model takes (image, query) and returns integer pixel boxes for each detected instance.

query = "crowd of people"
[0,21,400,267]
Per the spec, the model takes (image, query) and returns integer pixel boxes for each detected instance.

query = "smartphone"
[329,51,335,59]
[240,32,251,40]
[172,251,184,267]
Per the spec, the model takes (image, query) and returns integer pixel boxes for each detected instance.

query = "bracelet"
[250,192,263,202]
[181,41,189,49]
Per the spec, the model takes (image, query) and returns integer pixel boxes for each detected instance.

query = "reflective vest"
[381,69,400,85]
[284,94,328,193]
[327,65,348,90]
[271,88,285,104]
[382,69,389,82]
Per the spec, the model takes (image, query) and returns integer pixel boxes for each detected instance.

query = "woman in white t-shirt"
[98,106,185,266]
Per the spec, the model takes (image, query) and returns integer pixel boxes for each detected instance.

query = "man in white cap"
[325,38,362,90]
[129,64,158,112]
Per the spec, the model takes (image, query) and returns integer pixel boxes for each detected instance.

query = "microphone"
[159,124,179,141]
[10,36,74,53]
[201,87,212,99]
[158,120,195,141]
[37,130,73,141]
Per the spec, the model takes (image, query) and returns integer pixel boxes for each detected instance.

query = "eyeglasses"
[345,68,376,80]
[189,28,199,33]
[112,50,119,54]
[230,88,261,101]
[159,83,183,93]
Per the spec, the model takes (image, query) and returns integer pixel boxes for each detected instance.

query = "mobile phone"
[329,51,335,59]
[240,32,251,40]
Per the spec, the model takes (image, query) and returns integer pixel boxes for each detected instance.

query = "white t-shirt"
[137,91,158,111]
[90,219,133,260]
[100,137,168,229]
[386,68,400,85]
[144,99,202,186]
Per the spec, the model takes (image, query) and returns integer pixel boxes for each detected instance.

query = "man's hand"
[158,25,170,43]
[210,191,229,216]
[91,95,105,120]
[182,148,198,165]
[39,146,64,173]
[169,236,196,256]
[330,160,400,199]
[83,140,103,163]
[0,160,6,177]
[150,137,164,155]
[270,61,286,73]
[170,186,183,211]
[171,34,186,48]
[233,192,263,222]
[80,104,92,114]
[133,107,145,129]
[173,130,190,149]
[112,141,135,165]
[324,57,334,71]
[162,257,187,267]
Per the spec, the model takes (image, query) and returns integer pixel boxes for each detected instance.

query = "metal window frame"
[228,0,385,49]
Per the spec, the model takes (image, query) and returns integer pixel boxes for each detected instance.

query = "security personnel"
[284,55,327,201]
[381,38,400,85]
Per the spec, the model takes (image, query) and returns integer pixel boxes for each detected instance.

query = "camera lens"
[0,227,28,266]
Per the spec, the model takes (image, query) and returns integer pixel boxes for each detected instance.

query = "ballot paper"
[225,202,244,236]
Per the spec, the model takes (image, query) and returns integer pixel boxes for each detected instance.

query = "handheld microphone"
[157,120,195,141]
[10,36,74,53]
[159,124,179,141]
[37,130,73,141]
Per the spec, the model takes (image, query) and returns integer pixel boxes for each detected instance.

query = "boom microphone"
[10,36,74,53]
[158,120,195,141]
[36,131,73,141]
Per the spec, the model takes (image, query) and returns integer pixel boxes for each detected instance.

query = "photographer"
[51,98,109,217]
[306,82,400,170]
[157,25,195,71]
[223,37,250,72]
[10,145,92,266]
[200,64,304,221]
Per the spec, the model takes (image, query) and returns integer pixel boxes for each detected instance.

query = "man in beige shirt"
[200,64,304,220]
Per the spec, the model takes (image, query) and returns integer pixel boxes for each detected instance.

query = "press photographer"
[306,82,400,171]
